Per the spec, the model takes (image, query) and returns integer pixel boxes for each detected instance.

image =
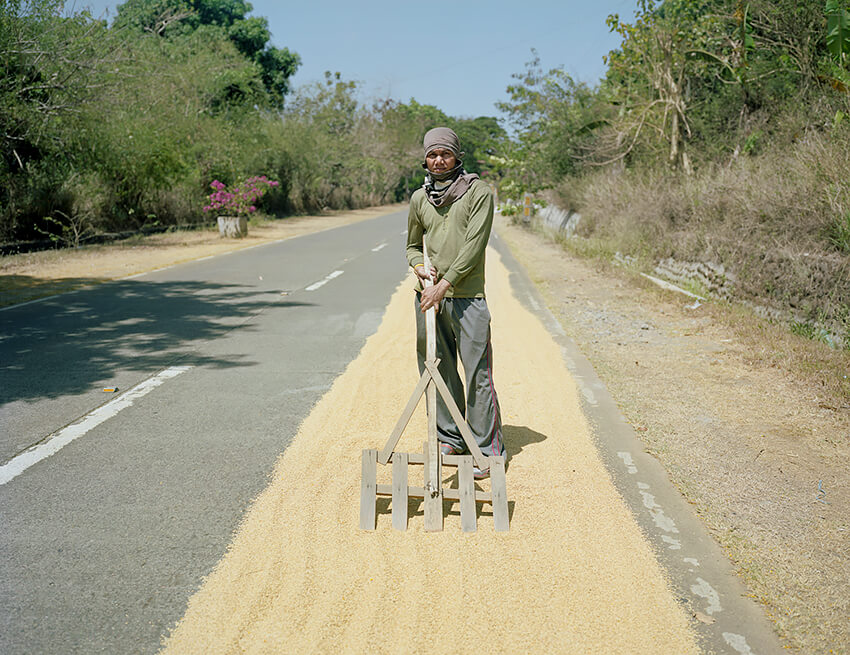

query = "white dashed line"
[691,577,723,615]
[305,270,344,291]
[0,366,192,485]
[637,482,679,533]
[371,243,388,252]
[617,451,638,474]
[723,632,755,654]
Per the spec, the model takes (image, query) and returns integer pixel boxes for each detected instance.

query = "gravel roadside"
[496,215,849,654]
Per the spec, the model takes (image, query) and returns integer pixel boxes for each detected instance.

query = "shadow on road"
[502,424,548,461]
[0,274,113,308]
[0,277,312,405]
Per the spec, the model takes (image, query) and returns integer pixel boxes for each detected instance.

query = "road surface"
[1,209,781,654]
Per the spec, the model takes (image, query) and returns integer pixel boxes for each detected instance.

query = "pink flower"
[204,175,279,216]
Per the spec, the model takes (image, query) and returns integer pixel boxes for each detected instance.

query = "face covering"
[422,161,479,207]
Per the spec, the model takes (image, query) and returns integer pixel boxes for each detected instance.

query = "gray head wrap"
[423,127,464,158]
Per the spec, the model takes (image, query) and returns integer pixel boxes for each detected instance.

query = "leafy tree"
[826,0,850,64]
[451,115,507,177]
[497,53,606,194]
[0,0,122,239]
[113,0,299,105]
[603,0,729,172]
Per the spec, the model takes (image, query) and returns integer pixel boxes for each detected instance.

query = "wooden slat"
[407,453,462,467]
[378,370,430,465]
[457,455,477,533]
[422,241,441,511]
[490,456,509,532]
[391,452,408,531]
[376,484,492,503]
[359,449,378,531]
[423,440,443,531]
[426,378,439,489]
[423,360,489,470]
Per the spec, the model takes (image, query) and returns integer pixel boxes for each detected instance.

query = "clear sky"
[69,0,637,120]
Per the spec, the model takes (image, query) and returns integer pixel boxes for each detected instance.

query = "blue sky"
[69,0,637,120]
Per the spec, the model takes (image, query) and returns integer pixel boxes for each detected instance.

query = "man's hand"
[420,278,451,312]
[414,264,437,284]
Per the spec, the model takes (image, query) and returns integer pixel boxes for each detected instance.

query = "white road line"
[305,270,344,292]
[0,296,53,312]
[371,243,388,252]
[0,366,192,486]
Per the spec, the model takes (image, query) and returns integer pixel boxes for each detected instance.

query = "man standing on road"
[406,127,504,479]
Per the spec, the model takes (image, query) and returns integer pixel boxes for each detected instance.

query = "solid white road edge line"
[0,365,192,486]
[305,270,344,291]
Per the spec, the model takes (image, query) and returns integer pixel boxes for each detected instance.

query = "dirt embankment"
[497,216,849,654]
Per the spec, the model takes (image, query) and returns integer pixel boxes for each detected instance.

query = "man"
[406,127,504,479]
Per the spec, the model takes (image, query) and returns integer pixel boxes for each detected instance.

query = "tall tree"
[113,0,299,105]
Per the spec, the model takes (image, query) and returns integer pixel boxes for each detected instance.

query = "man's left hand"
[420,278,451,312]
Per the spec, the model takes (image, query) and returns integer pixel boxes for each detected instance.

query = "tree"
[0,0,121,239]
[113,0,299,105]
[451,115,507,177]
[603,0,727,173]
[497,53,606,192]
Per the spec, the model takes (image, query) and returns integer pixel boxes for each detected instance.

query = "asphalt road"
[0,210,410,654]
[1,211,784,655]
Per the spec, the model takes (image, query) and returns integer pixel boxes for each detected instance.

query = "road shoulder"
[494,216,849,654]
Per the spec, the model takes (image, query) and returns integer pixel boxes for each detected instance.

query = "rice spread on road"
[160,248,699,654]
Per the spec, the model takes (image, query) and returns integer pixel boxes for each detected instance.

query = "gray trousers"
[415,294,505,459]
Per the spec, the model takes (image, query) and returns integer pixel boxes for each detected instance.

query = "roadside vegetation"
[0,0,505,249]
[498,0,850,359]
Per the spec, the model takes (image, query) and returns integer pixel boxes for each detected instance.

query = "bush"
[559,128,850,344]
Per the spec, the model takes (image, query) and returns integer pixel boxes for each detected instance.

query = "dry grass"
[558,131,850,346]
[713,301,850,408]
[533,214,850,408]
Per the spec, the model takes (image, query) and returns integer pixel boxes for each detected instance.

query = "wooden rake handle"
[422,242,437,363]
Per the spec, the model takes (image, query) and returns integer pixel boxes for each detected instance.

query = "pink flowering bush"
[203,175,280,216]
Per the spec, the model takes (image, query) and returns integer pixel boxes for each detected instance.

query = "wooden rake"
[360,243,509,532]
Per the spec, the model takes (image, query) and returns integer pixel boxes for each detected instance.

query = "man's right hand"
[414,264,438,285]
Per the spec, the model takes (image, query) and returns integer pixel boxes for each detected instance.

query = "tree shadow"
[1,275,112,308]
[0,276,313,405]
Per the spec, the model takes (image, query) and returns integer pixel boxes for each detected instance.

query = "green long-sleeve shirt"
[406,179,494,298]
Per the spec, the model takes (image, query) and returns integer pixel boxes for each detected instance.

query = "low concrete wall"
[539,204,581,236]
